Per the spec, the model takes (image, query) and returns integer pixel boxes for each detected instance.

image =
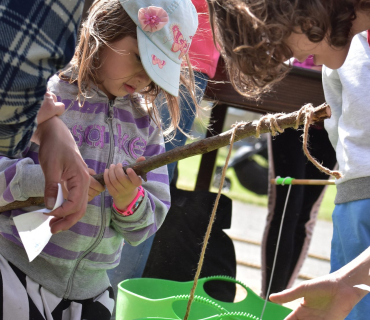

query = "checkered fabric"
[0,0,84,157]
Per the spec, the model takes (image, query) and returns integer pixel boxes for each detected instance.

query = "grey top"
[0,74,170,299]
[323,32,370,204]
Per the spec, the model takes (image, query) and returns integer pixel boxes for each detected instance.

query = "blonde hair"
[61,0,199,137]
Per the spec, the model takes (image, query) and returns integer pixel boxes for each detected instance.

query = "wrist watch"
[113,186,145,216]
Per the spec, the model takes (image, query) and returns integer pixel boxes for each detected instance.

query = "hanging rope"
[295,104,342,179]
[183,122,243,320]
[183,104,340,319]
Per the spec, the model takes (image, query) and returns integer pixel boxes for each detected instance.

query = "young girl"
[205,1,370,319]
[0,0,198,319]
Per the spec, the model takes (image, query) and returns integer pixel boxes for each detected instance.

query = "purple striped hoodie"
[0,75,170,300]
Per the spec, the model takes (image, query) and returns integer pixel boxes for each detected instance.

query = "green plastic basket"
[116,276,291,320]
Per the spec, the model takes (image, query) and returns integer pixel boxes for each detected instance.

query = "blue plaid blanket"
[0,0,84,156]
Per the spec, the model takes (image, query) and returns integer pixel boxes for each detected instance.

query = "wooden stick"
[270,179,335,186]
[0,103,331,213]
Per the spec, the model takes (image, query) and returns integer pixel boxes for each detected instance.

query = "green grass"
[318,185,336,221]
[176,146,335,221]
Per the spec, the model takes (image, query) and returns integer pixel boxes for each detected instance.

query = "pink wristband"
[113,186,145,216]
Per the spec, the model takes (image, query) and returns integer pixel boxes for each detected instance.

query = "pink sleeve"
[188,0,220,78]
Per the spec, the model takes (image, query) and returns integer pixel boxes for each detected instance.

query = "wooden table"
[195,59,325,190]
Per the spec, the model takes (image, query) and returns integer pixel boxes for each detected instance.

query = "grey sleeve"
[322,66,343,150]
[0,156,45,206]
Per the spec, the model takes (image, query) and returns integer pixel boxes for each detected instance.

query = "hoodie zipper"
[63,100,116,299]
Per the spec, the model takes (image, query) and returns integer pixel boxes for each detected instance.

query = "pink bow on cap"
[138,6,169,32]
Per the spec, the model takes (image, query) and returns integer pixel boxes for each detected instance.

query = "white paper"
[354,284,370,292]
[13,184,64,262]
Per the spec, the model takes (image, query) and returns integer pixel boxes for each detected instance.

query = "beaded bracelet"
[113,186,145,216]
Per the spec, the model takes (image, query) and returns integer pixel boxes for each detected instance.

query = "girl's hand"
[61,168,105,202]
[104,157,146,211]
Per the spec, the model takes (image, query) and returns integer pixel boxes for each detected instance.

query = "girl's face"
[97,36,151,99]
[285,32,351,69]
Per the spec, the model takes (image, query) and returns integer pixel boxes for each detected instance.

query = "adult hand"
[34,116,90,234]
[37,92,65,124]
[31,92,65,144]
[87,168,105,202]
[269,273,359,320]
[270,246,370,320]
[62,168,105,202]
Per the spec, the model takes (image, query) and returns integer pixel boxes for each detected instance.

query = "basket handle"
[199,275,251,296]
[171,293,228,314]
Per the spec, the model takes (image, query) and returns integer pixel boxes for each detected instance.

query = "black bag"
[143,186,236,302]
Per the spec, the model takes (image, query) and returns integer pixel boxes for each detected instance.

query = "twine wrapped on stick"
[0,103,333,213]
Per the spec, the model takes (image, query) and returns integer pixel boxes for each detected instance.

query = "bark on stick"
[0,103,331,213]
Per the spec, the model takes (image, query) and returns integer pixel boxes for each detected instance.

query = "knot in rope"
[255,113,285,138]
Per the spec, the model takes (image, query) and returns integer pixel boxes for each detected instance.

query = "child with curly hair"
[205,1,370,319]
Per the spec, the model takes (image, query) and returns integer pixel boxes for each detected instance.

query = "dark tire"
[233,159,268,195]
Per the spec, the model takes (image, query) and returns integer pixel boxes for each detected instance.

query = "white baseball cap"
[120,0,198,97]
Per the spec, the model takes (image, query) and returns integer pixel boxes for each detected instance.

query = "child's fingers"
[104,168,120,199]
[126,168,142,187]
[105,165,121,195]
[110,164,133,192]
[104,168,114,192]
[136,156,146,163]
[114,163,132,187]
[115,164,141,188]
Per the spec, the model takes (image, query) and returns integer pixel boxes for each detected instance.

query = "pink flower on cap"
[138,6,169,32]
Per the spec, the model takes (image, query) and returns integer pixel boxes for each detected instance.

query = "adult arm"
[0,0,84,156]
[0,0,87,233]
[270,247,370,320]
[0,116,90,235]
[34,116,90,234]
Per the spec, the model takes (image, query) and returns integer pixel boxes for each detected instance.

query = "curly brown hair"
[60,0,198,137]
[207,0,370,98]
